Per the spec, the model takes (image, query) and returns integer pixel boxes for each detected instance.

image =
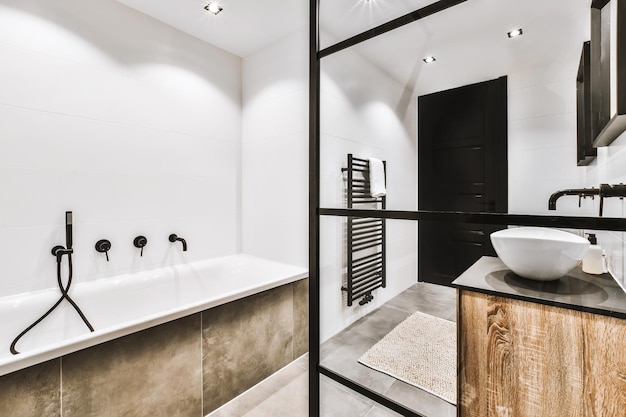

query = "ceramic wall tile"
[0,359,60,417]
[0,0,242,297]
[293,278,309,358]
[62,315,202,417]
[202,284,294,414]
[241,31,309,267]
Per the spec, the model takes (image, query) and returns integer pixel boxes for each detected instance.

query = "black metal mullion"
[308,0,320,414]
[320,208,626,231]
[318,0,468,59]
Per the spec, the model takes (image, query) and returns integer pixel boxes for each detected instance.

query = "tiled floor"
[321,282,457,417]
[207,355,399,417]
[208,283,457,417]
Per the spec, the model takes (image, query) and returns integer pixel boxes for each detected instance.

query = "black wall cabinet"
[577,41,597,165]
[590,0,626,147]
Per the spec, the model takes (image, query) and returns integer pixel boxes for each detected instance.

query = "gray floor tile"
[384,380,456,417]
[347,306,411,340]
[321,347,397,395]
[242,372,308,417]
[320,375,374,417]
[208,356,308,417]
[413,301,456,321]
[321,328,378,361]
[364,405,405,417]
[385,284,456,320]
[415,282,457,298]
[320,329,397,394]
[445,309,458,322]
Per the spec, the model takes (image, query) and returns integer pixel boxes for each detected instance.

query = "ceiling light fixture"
[423,56,436,64]
[204,3,223,15]
[507,28,523,38]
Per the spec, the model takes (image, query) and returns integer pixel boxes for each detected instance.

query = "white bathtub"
[0,254,307,377]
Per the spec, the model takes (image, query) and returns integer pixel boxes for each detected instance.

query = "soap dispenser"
[582,233,603,275]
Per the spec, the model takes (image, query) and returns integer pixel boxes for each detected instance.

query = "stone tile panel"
[202,284,294,414]
[0,359,60,417]
[62,315,202,417]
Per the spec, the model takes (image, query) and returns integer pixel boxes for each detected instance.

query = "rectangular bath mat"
[358,311,456,404]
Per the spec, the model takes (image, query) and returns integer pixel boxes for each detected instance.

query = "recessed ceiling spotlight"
[423,56,436,64]
[507,28,523,38]
[204,3,223,15]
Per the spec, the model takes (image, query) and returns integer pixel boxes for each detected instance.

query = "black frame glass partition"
[308,1,626,416]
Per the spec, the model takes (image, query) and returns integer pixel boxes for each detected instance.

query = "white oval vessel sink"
[490,227,590,281]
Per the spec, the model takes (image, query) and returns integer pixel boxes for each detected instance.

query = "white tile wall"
[584,133,626,286]
[0,0,242,297]
[319,47,418,342]
[507,60,626,284]
[507,60,584,217]
[241,29,309,268]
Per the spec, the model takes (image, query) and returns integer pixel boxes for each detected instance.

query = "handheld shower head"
[66,211,73,250]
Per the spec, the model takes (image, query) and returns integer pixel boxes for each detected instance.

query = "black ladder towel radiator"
[341,154,386,306]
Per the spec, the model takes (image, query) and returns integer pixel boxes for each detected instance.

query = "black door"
[418,76,508,286]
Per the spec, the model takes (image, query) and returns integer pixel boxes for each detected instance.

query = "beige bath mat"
[358,311,457,404]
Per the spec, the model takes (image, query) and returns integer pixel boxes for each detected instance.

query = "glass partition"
[313,0,626,416]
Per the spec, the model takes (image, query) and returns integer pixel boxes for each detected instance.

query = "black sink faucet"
[169,234,187,251]
[548,184,626,216]
[548,187,599,211]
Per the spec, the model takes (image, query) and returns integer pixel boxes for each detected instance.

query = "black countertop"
[452,256,626,319]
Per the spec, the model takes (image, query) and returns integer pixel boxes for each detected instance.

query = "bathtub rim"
[0,254,308,377]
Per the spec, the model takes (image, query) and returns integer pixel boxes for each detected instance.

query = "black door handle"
[479,200,496,212]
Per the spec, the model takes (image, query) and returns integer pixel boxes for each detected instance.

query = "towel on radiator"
[368,158,386,197]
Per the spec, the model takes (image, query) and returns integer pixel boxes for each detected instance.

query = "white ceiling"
[116,0,308,57]
[341,0,592,95]
[116,0,591,93]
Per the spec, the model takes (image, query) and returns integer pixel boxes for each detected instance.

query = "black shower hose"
[10,253,94,355]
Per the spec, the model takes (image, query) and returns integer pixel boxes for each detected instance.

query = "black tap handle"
[599,195,604,217]
[133,236,147,257]
[95,239,111,261]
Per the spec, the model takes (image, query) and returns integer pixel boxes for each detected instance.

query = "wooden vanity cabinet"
[458,290,626,417]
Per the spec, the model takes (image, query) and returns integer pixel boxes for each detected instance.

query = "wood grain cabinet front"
[458,290,626,417]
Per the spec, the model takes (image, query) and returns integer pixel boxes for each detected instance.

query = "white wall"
[0,0,242,297]
[241,29,309,268]
[508,62,587,216]
[580,136,626,286]
[319,49,419,342]
[507,60,626,284]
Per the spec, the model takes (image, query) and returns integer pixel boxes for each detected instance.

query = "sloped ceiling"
[117,0,591,93]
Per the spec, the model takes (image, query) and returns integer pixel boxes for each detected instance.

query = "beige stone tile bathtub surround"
[62,315,201,417]
[202,284,294,414]
[0,359,60,417]
[0,279,308,417]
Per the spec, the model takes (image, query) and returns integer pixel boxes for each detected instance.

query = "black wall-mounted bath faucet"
[169,234,187,251]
